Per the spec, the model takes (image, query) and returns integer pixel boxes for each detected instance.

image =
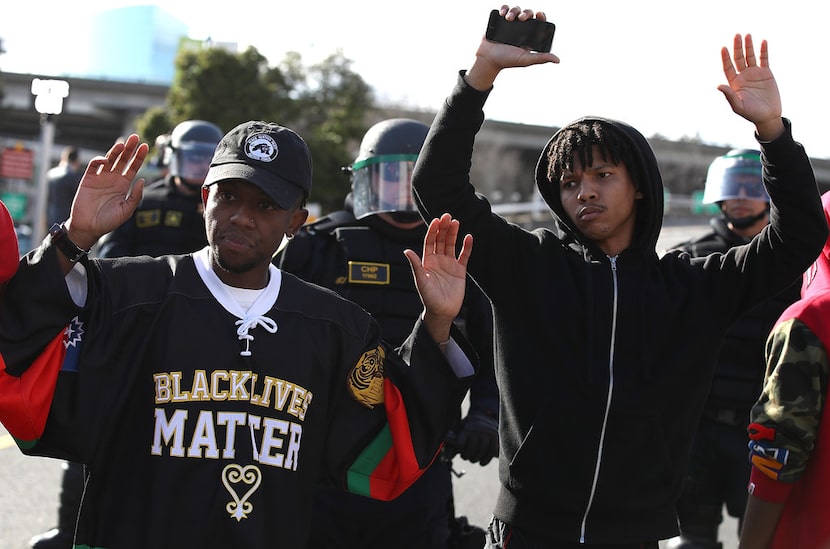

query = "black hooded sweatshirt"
[411,73,827,544]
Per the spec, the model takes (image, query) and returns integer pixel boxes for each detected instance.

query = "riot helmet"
[165,120,223,189]
[701,148,769,230]
[701,149,768,204]
[349,118,429,221]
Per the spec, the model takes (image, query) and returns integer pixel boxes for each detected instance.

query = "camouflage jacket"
[748,318,829,487]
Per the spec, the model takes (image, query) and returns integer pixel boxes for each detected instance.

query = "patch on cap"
[203,120,313,209]
[244,133,279,163]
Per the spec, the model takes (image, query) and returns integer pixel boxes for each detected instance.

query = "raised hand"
[717,34,784,141]
[65,134,149,250]
[466,5,560,91]
[404,213,473,342]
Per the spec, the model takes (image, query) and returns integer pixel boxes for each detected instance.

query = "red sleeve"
[748,466,795,503]
[344,381,438,501]
[0,200,19,283]
[0,331,66,448]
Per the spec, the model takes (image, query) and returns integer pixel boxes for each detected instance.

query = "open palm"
[67,135,149,248]
[405,214,473,321]
[718,34,781,126]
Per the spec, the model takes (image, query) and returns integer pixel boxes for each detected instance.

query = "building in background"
[86,5,188,85]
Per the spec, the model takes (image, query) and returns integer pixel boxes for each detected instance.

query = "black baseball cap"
[203,121,312,209]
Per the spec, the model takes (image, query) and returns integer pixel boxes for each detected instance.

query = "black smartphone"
[485,9,555,53]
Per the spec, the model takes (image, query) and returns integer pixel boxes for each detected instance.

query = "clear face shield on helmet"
[170,142,217,185]
[710,168,768,202]
[702,153,769,204]
[350,154,418,219]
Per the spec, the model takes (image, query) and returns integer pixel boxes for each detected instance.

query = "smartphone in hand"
[485,9,555,53]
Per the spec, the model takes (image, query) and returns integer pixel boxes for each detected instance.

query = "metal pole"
[32,113,55,244]
[30,78,68,244]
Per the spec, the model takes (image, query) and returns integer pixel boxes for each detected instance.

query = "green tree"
[135,105,172,152]
[135,40,373,213]
[280,50,374,212]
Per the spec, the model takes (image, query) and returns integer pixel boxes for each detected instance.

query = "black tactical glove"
[451,408,499,466]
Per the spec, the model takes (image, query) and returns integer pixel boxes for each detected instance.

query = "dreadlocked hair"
[545,120,643,191]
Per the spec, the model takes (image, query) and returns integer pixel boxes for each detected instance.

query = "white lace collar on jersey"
[194,247,282,357]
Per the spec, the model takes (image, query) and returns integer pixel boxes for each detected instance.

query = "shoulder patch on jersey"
[347,345,386,408]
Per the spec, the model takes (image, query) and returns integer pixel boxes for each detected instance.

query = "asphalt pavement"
[1,218,742,549]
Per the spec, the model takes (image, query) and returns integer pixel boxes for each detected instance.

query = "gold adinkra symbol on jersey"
[222,464,263,521]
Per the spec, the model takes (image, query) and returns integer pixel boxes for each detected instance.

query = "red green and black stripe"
[346,379,437,500]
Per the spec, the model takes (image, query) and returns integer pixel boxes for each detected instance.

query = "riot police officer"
[666,150,801,549]
[276,118,499,549]
[95,119,223,257]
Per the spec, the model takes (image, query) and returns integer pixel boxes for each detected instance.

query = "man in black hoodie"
[411,6,827,547]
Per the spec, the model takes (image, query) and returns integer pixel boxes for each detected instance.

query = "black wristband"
[49,223,89,263]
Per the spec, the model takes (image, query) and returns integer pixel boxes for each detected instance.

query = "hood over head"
[534,116,664,258]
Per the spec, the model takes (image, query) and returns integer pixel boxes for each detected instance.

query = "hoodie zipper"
[579,255,619,543]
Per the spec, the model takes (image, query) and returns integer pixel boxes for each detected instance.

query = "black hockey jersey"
[0,243,476,548]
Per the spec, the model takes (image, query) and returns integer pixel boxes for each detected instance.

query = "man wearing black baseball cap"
[0,127,479,548]
[204,120,312,211]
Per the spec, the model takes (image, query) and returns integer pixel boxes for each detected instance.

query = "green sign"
[0,191,28,222]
